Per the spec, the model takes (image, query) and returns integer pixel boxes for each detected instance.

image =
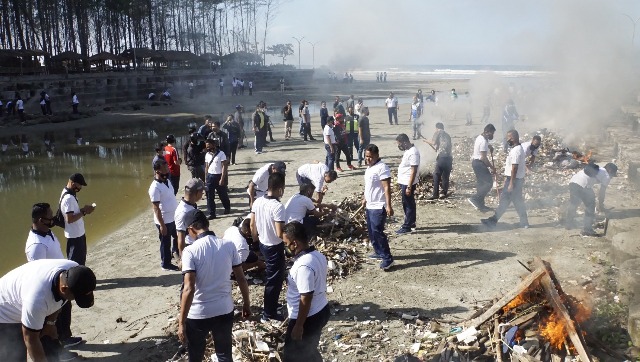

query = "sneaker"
[380,259,395,270]
[255,151,262,154]
[395,228,412,234]
[161,264,180,271]
[368,253,383,259]
[348,165,355,170]
[481,218,497,228]
[478,206,493,213]
[59,350,79,361]
[261,313,285,323]
[61,336,84,348]
[467,198,480,210]
[207,214,216,220]
[357,162,362,167]
[336,167,344,172]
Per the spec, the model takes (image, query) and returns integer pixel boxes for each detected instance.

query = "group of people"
[219,78,254,96]
[4,90,81,125]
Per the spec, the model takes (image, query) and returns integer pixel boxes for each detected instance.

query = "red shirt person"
[164,134,182,195]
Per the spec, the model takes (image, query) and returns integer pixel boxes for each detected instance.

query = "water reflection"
[0,119,192,274]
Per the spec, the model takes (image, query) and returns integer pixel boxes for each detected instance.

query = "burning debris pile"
[404,258,593,362]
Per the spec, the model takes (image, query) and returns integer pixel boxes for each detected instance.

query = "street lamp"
[308,41,319,69]
[292,36,305,69]
[622,13,640,45]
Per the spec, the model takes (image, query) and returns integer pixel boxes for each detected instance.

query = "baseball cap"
[235,104,243,109]
[183,209,207,228]
[335,113,344,119]
[185,178,205,192]
[66,265,96,308]
[605,162,618,177]
[272,161,287,174]
[69,173,87,186]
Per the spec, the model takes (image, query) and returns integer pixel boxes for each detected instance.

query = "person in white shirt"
[16,96,25,124]
[284,184,335,237]
[188,81,194,99]
[395,134,420,234]
[296,162,338,204]
[250,172,287,321]
[204,138,230,219]
[362,144,395,270]
[26,203,64,261]
[323,117,337,171]
[468,124,497,212]
[71,92,79,114]
[177,209,251,362]
[174,178,205,257]
[248,80,253,96]
[247,161,287,209]
[149,159,180,271]
[218,78,224,96]
[161,89,171,101]
[409,96,423,139]
[566,162,617,236]
[282,221,330,362]
[0,260,96,362]
[384,92,399,125]
[222,218,265,271]
[481,130,529,229]
[520,135,542,169]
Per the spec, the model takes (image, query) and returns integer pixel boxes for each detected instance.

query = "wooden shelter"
[0,49,47,75]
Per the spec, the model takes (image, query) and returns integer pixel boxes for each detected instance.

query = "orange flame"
[503,294,527,313]
[539,312,566,350]
[571,150,593,163]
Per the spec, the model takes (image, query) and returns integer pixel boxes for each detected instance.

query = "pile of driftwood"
[408,258,594,362]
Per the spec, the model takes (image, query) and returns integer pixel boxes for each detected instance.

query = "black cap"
[271,161,287,174]
[69,173,87,186]
[183,209,207,228]
[166,134,176,143]
[66,265,96,308]
[605,163,618,177]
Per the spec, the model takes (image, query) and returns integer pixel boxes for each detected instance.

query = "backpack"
[53,191,73,228]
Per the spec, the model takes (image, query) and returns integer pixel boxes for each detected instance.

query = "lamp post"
[308,41,319,69]
[292,36,305,69]
[622,13,640,45]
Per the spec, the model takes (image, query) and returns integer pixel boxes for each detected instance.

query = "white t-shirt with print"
[364,160,391,210]
[323,125,336,144]
[504,144,526,179]
[181,233,241,319]
[397,146,420,186]
[285,194,316,223]
[222,226,250,263]
[60,189,85,238]
[297,163,328,193]
[205,150,226,175]
[148,180,178,224]
[25,230,65,261]
[286,250,328,319]
[251,196,285,246]
[472,135,490,160]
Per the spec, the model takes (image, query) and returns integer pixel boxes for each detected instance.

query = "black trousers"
[283,305,331,362]
[229,141,238,164]
[567,182,596,232]
[169,174,180,196]
[433,155,453,196]
[259,242,285,319]
[58,233,87,339]
[335,143,352,168]
[471,159,492,207]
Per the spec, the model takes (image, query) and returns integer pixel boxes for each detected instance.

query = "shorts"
[285,120,293,128]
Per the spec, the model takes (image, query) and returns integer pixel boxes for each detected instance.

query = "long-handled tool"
[491,149,500,202]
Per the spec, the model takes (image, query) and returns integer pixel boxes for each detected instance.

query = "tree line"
[0,0,281,59]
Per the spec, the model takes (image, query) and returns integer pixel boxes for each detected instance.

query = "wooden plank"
[532,258,592,362]
[494,318,503,362]
[466,267,546,329]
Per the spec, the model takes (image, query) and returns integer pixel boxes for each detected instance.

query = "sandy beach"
[8,78,637,361]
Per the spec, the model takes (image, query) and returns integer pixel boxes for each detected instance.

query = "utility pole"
[622,13,640,45]
[308,41,319,69]
[292,36,305,69]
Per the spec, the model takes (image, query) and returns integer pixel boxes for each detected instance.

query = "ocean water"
[350,64,554,80]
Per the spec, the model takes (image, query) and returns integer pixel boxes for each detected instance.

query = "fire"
[539,312,566,350]
[571,150,593,163]
[503,293,527,313]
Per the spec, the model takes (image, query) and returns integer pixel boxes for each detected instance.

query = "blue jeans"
[283,305,331,362]
[471,159,493,207]
[296,172,312,186]
[493,177,528,224]
[412,118,422,138]
[186,312,234,362]
[358,139,370,165]
[365,208,392,263]
[325,144,335,171]
[387,107,398,124]
[156,221,177,267]
[259,242,285,319]
[433,155,453,196]
[206,173,230,217]
[400,184,416,229]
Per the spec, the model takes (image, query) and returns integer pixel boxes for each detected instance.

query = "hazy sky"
[266,0,640,68]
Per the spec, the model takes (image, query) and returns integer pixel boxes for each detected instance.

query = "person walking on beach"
[219,78,224,96]
[296,162,338,204]
[164,134,182,196]
[248,80,253,96]
[302,100,315,141]
[333,114,354,171]
[71,93,79,114]
[0,260,96,362]
[282,221,330,362]
[345,107,359,162]
[16,95,25,125]
[283,100,294,140]
[178,209,251,362]
[253,101,268,154]
[298,100,306,137]
[149,159,180,271]
[204,138,231,219]
[320,101,329,131]
[40,92,48,115]
[60,173,94,266]
[423,122,453,200]
[323,117,337,171]
[385,92,399,125]
[363,144,394,270]
[395,134,420,234]
[174,178,205,257]
[250,172,287,322]
[410,96,422,140]
[481,130,529,229]
[468,124,497,212]
[222,115,241,165]
[247,161,287,209]
[357,107,371,167]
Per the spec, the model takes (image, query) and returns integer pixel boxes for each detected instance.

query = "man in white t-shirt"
[385,92,399,125]
[566,162,617,236]
[204,138,230,219]
[0,260,96,362]
[248,80,253,96]
[26,203,64,261]
[282,221,330,362]
[174,178,205,257]
[247,161,287,209]
[222,218,265,271]
[323,117,337,171]
[395,134,420,234]
[16,96,26,124]
[250,172,287,321]
[296,162,338,204]
[468,124,497,212]
[481,130,529,228]
[520,135,541,169]
[149,159,180,271]
[285,184,335,237]
[71,93,79,114]
[178,209,251,362]
[362,144,395,270]
[409,96,422,139]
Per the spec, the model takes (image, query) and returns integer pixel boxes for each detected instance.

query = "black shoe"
[207,215,216,220]
[59,350,79,361]
[161,264,180,271]
[270,138,276,142]
[224,208,231,215]
[481,217,497,228]
[479,206,493,213]
[61,336,84,348]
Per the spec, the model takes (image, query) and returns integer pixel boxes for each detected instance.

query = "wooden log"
[509,310,539,326]
[532,257,592,362]
[466,267,546,329]
[494,318,503,362]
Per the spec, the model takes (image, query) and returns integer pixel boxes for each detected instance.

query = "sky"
[266,0,640,68]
